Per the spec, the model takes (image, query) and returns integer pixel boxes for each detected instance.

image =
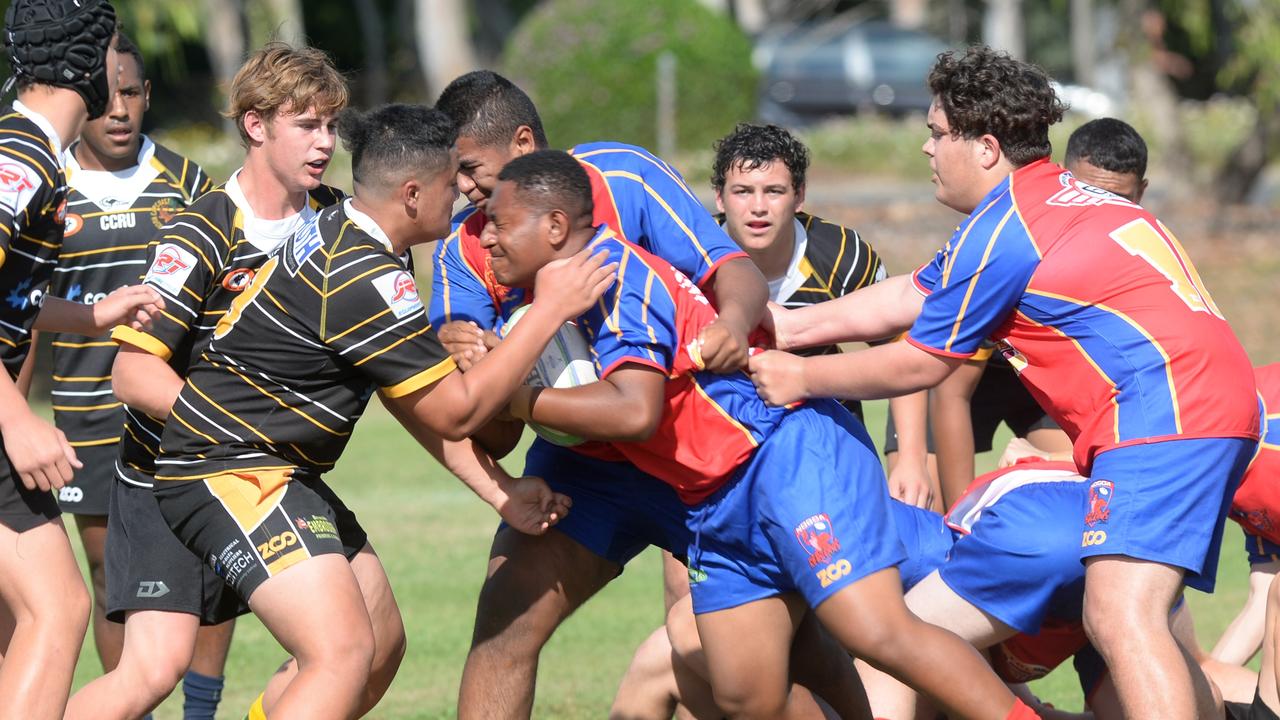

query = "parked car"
[754,20,951,124]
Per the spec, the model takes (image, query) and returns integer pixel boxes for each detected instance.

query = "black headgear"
[4,0,117,119]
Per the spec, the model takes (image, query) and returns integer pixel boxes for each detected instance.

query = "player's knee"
[470,575,564,653]
[133,657,188,701]
[710,682,787,720]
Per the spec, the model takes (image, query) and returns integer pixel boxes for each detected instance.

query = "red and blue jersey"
[573,227,784,504]
[1229,364,1280,545]
[910,159,1258,474]
[429,141,747,329]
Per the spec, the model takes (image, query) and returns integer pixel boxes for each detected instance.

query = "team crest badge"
[794,513,841,568]
[1085,480,1114,527]
[64,212,83,237]
[222,267,256,292]
[150,197,179,228]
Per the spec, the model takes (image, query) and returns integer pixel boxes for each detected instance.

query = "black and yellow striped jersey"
[110,173,343,487]
[154,200,455,483]
[49,137,211,446]
[0,102,68,379]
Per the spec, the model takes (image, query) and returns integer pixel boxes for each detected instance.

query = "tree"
[414,0,479,100]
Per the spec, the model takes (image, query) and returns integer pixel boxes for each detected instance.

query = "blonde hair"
[223,42,348,145]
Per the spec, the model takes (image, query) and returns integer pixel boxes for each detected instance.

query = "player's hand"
[695,318,749,373]
[532,248,618,320]
[997,437,1051,469]
[494,475,572,535]
[888,459,935,509]
[438,320,492,371]
[0,408,81,491]
[747,349,809,407]
[93,284,165,333]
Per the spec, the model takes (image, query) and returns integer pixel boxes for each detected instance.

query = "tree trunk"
[1070,0,1095,86]
[1119,0,1193,198]
[414,0,479,101]
[1214,108,1280,205]
[983,0,1024,58]
[354,0,389,106]
[202,0,246,135]
[262,0,305,46]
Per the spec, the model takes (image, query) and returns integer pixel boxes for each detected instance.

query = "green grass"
[60,399,1254,718]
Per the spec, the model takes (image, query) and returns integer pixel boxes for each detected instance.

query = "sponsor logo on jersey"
[372,270,423,319]
[5,277,45,310]
[0,162,35,193]
[294,514,339,541]
[1047,172,1136,209]
[289,218,323,274]
[146,242,198,296]
[99,211,137,230]
[222,267,256,292]
[150,197,179,228]
[1084,479,1114,527]
[63,212,84,237]
[794,513,841,568]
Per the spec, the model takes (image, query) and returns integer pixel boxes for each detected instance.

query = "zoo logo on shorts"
[795,512,842,568]
[816,558,852,588]
[1082,530,1108,547]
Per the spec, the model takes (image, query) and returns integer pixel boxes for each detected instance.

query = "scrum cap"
[4,0,117,119]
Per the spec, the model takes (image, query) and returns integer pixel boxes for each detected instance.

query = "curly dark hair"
[711,123,809,193]
[1064,118,1147,179]
[928,46,1065,167]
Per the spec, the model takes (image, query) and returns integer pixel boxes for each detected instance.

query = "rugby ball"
[501,304,598,446]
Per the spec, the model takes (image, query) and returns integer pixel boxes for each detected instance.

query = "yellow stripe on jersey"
[52,340,115,348]
[186,378,272,443]
[58,243,150,259]
[17,232,59,249]
[600,169,714,269]
[0,144,53,186]
[351,325,434,368]
[52,374,112,382]
[70,437,122,447]
[325,306,395,344]
[380,356,457,399]
[111,326,173,361]
[52,401,122,412]
[944,207,1015,353]
[214,360,349,437]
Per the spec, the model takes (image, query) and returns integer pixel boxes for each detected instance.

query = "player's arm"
[933,358,986,507]
[386,248,616,441]
[15,331,37,397]
[751,340,963,407]
[698,256,768,372]
[111,343,184,419]
[886,390,936,510]
[769,272,924,351]
[511,364,666,442]
[381,396,569,534]
[0,357,81,491]
[34,285,164,336]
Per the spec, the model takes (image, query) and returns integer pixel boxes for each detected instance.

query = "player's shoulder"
[0,107,59,181]
[307,183,346,210]
[1256,363,1280,403]
[798,212,862,253]
[570,140,666,170]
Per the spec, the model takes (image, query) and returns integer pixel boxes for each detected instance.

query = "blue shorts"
[519,438,691,567]
[939,479,1089,634]
[1082,437,1257,592]
[686,399,906,614]
[1245,531,1280,566]
[890,501,954,591]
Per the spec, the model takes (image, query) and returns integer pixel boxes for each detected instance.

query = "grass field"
[55,398,1258,719]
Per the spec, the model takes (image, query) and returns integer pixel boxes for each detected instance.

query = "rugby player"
[47,32,227,715]
[64,43,347,720]
[148,104,612,719]
[710,121,937,509]
[937,117,1151,504]
[749,46,1258,719]
[0,1,166,715]
[428,71,792,720]
[484,149,1040,720]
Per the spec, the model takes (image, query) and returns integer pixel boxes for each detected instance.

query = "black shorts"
[969,361,1059,452]
[56,442,115,516]
[0,438,62,533]
[1227,691,1280,720]
[105,478,247,624]
[882,362,1059,455]
[153,471,367,602]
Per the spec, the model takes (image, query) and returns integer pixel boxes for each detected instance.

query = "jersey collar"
[343,198,408,264]
[13,99,64,163]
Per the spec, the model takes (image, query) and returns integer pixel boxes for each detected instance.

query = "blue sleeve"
[580,242,679,378]
[572,144,744,287]
[428,232,498,330]
[907,196,1039,357]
